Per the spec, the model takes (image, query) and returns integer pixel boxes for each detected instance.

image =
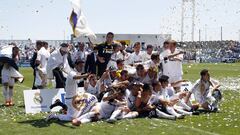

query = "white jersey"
[143,60,158,69]
[36,47,50,74]
[85,81,101,98]
[74,93,98,118]
[148,90,161,105]
[159,86,175,101]
[64,92,98,120]
[142,73,154,84]
[47,49,71,79]
[107,51,124,68]
[99,92,116,118]
[165,49,183,83]
[125,89,137,111]
[65,71,78,98]
[127,52,144,65]
[142,52,152,62]
[160,49,171,76]
[190,79,218,104]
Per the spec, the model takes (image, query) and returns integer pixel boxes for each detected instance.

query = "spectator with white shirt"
[34,41,50,88]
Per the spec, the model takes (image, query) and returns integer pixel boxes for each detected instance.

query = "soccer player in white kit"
[1,46,23,106]
[35,42,50,88]
[47,43,72,88]
[46,60,93,121]
[163,40,184,84]
[126,42,144,66]
[185,69,222,112]
[1,63,24,106]
[84,74,106,100]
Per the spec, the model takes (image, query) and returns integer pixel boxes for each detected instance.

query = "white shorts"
[1,74,15,86]
[97,103,114,119]
[65,99,78,118]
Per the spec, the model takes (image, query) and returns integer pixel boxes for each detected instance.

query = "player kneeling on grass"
[185,69,222,112]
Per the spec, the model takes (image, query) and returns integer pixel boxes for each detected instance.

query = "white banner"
[23,88,84,114]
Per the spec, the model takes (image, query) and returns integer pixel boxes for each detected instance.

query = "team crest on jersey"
[72,93,97,111]
[33,92,43,105]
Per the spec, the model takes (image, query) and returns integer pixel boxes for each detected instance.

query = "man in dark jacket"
[84,46,98,74]
[30,41,42,89]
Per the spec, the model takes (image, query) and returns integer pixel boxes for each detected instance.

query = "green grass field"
[0,63,240,135]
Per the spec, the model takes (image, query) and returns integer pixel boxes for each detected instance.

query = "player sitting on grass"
[106,83,138,123]
[185,69,222,112]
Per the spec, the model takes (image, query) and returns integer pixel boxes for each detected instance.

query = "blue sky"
[0,0,240,41]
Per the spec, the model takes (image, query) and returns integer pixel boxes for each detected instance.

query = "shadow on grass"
[197,109,220,114]
[17,105,25,108]
[18,119,76,129]
[0,104,15,108]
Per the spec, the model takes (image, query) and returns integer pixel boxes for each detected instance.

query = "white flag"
[69,0,96,40]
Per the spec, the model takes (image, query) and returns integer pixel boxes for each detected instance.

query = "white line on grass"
[154,119,220,135]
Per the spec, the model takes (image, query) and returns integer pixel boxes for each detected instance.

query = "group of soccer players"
[42,32,222,126]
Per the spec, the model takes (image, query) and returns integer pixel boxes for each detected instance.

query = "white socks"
[178,100,191,111]
[110,110,122,120]
[166,106,182,118]
[175,108,192,115]
[2,86,8,100]
[122,112,138,119]
[156,109,176,120]
[77,112,96,122]
[9,87,13,100]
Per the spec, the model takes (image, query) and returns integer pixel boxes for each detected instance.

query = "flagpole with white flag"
[69,0,96,41]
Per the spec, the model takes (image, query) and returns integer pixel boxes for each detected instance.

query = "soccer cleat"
[45,113,57,121]
[177,115,185,119]
[148,110,156,118]
[50,99,62,109]
[168,116,177,120]
[192,111,200,115]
